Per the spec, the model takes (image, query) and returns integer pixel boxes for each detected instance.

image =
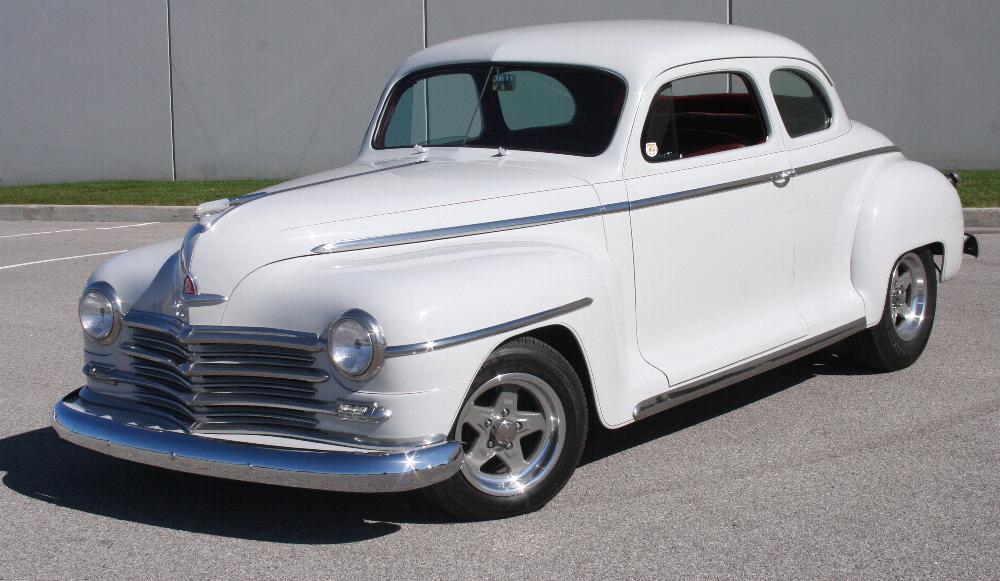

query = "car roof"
[396,20,828,86]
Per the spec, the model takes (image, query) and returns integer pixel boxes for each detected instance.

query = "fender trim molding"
[384,297,593,357]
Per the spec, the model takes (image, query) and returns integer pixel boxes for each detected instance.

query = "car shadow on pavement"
[0,427,453,544]
[580,351,874,466]
[0,352,872,542]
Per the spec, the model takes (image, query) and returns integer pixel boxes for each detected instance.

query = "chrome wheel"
[888,252,929,342]
[456,372,566,497]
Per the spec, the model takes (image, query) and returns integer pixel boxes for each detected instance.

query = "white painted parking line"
[0,250,126,270]
[0,222,159,239]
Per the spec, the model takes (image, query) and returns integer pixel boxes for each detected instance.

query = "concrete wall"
[736,0,1000,169]
[168,0,422,180]
[0,0,173,184]
[0,0,996,185]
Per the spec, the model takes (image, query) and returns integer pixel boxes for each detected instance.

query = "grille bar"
[116,311,330,436]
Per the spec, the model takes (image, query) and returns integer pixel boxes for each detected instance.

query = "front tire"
[425,336,588,520]
[845,248,937,371]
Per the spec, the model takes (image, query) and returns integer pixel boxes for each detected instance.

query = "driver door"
[624,60,807,385]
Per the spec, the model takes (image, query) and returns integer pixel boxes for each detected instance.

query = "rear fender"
[851,160,965,325]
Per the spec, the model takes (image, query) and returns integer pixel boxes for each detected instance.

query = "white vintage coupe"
[54,21,979,519]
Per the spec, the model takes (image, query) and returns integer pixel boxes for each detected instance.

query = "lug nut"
[505,442,513,450]
[487,440,495,448]
[501,408,510,417]
[515,422,522,429]
[485,419,493,427]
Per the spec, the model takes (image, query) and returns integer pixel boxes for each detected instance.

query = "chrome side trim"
[633,318,865,421]
[310,147,902,256]
[53,388,462,493]
[311,205,610,254]
[385,297,593,357]
[794,146,901,176]
[627,169,787,211]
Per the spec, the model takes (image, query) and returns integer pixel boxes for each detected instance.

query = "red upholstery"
[646,93,766,159]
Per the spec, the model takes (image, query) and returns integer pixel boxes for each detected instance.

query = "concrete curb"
[1,204,999,227]
[963,208,1000,228]
[0,204,195,222]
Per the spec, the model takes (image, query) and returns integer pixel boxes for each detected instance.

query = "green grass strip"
[0,172,996,207]
[0,180,278,206]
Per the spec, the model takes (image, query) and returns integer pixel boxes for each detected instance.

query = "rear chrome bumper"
[52,388,462,493]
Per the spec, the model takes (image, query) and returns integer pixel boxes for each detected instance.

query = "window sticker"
[645,142,659,158]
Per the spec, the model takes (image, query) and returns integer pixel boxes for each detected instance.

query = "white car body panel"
[64,21,970,467]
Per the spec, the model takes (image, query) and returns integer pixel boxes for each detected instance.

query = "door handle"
[772,169,796,187]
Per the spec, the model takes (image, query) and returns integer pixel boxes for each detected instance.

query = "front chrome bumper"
[52,388,462,493]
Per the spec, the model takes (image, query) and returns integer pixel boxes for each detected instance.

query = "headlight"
[78,282,121,344]
[326,309,386,381]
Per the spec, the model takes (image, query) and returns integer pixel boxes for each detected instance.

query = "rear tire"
[424,336,588,520]
[845,248,937,371]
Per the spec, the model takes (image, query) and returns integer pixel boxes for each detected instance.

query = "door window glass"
[641,72,767,162]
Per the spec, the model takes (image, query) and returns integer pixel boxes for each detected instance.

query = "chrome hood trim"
[180,159,591,301]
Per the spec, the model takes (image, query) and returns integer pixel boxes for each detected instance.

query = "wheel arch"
[519,324,598,419]
[850,159,965,325]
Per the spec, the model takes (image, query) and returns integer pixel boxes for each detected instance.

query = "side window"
[769,69,832,138]
[496,70,576,131]
[381,72,483,148]
[641,72,768,162]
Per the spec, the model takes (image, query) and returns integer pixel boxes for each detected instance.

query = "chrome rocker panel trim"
[633,318,866,420]
[53,388,463,493]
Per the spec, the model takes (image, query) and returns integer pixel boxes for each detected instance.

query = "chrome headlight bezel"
[78,281,123,345]
[326,309,386,382]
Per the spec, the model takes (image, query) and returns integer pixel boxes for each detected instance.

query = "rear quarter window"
[769,69,832,138]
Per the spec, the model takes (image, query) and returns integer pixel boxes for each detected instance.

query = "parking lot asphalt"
[0,220,997,579]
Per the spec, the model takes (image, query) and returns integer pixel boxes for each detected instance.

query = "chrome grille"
[117,311,331,438]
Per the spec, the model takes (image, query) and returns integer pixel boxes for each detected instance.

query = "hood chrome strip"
[310,146,901,256]
[251,159,429,199]
[384,298,593,357]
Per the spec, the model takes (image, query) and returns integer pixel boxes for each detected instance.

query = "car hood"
[183,156,594,308]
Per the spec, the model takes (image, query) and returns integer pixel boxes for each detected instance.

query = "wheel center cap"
[492,419,517,446]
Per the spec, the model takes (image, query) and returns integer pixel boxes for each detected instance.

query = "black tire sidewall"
[427,337,588,520]
[876,249,938,367]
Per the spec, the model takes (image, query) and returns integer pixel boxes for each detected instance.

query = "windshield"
[373,64,626,157]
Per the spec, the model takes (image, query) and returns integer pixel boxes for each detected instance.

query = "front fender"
[851,160,965,324]
[219,216,648,436]
[87,238,182,313]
